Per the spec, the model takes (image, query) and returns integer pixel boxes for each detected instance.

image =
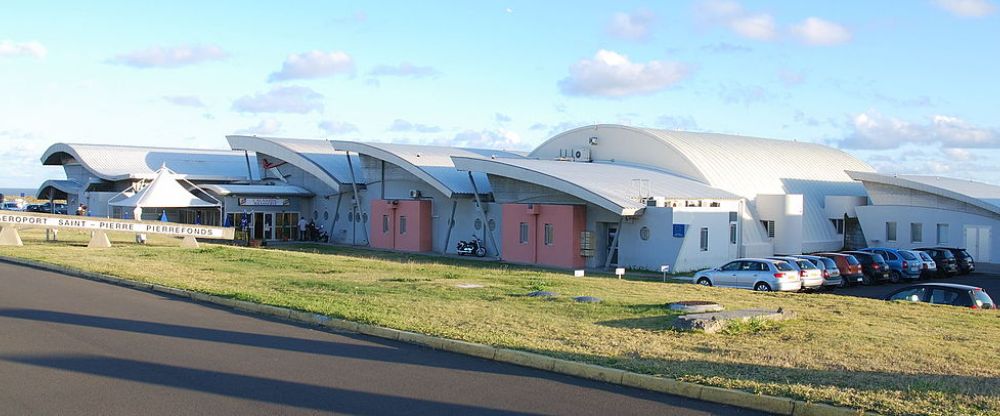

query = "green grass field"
[2,229,998,416]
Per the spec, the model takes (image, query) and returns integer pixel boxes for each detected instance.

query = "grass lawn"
[2,229,998,416]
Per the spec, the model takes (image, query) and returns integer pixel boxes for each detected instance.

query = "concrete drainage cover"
[667,300,724,313]
[526,291,559,298]
[672,308,795,333]
[455,283,485,289]
[573,296,602,303]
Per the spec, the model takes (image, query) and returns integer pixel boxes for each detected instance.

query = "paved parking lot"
[828,267,1000,301]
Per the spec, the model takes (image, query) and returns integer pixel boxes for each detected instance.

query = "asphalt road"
[0,262,762,416]
[828,270,1000,300]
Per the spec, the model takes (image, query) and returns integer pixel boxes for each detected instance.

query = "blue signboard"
[672,224,687,238]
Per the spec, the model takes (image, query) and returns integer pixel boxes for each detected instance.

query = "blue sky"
[2,0,999,188]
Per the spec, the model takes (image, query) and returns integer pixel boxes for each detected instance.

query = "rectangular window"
[382,215,389,234]
[886,221,897,241]
[937,223,949,244]
[729,223,737,244]
[519,222,529,244]
[910,222,923,243]
[544,223,554,246]
[831,218,845,235]
[700,227,709,251]
[399,216,407,235]
[761,220,775,238]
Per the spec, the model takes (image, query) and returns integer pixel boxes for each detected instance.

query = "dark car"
[913,248,959,277]
[933,247,975,275]
[884,283,994,309]
[842,251,890,285]
[814,252,865,287]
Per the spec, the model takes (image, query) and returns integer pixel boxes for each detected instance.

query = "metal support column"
[603,217,624,270]
[467,172,500,258]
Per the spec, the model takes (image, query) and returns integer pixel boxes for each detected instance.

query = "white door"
[964,226,992,263]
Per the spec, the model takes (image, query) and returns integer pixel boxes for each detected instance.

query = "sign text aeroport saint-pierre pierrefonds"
[0,212,235,240]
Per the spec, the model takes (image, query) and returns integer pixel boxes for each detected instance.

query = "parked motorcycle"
[456,235,487,257]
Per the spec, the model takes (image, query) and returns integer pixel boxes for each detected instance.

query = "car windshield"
[958,250,972,259]
[900,251,918,260]
[919,252,932,261]
[796,260,817,270]
[774,261,795,271]
[938,250,955,259]
[845,255,860,265]
[821,258,837,269]
[871,254,887,264]
[973,290,994,309]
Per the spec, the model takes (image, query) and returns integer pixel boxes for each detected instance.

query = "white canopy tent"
[110,165,219,221]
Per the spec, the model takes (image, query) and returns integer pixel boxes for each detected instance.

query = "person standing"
[297,216,307,241]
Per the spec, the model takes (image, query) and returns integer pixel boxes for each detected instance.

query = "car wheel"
[838,278,848,289]
[696,277,712,287]
[861,273,873,286]
[889,270,902,284]
[753,282,772,292]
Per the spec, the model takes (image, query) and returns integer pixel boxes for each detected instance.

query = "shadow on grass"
[597,315,681,331]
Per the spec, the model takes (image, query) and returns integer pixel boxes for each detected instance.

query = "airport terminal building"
[35,124,998,271]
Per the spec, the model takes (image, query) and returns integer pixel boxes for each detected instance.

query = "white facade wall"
[856,205,998,263]
[618,205,738,272]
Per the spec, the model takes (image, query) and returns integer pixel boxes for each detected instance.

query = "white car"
[694,258,802,292]
[1,201,23,211]
[770,256,824,291]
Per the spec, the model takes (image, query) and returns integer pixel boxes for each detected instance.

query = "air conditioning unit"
[409,189,421,199]
[571,147,592,162]
[644,197,668,207]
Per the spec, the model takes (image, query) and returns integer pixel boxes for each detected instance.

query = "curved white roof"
[848,171,1000,216]
[329,141,524,198]
[199,184,315,197]
[530,124,875,245]
[42,143,257,181]
[452,157,738,216]
[226,135,362,193]
[35,179,82,199]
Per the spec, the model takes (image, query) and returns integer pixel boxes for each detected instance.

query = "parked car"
[933,247,975,275]
[914,250,938,278]
[693,258,802,292]
[842,251,891,285]
[858,248,922,283]
[813,252,865,287]
[26,202,67,215]
[1,201,23,211]
[883,283,994,309]
[769,256,824,291]
[790,254,843,289]
[913,248,959,277]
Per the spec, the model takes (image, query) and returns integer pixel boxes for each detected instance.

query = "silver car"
[770,256,824,290]
[915,250,937,278]
[694,258,802,292]
[791,254,843,289]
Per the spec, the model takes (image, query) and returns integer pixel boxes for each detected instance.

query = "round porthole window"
[324,211,329,221]
[474,218,483,230]
[488,219,496,231]
[640,226,650,241]
[313,210,319,220]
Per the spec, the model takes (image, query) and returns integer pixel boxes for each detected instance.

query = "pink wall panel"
[369,199,432,252]
[501,204,585,269]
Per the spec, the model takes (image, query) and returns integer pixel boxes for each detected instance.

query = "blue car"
[858,248,922,283]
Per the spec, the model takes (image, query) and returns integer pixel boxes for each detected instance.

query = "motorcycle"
[456,235,487,257]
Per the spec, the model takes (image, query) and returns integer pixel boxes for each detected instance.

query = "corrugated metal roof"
[848,171,1000,215]
[200,184,314,197]
[226,136,362,192]
[41,143,258,181]
[452,157,739,216]
[330,141,524,198]
[35,179,82,199]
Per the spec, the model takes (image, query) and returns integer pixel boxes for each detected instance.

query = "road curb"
[0,256,873,416]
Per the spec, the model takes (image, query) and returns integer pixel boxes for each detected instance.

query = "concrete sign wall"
[0,212,235,240]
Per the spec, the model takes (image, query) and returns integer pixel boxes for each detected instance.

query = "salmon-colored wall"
[369,199,432,252]
[501,204,585,269]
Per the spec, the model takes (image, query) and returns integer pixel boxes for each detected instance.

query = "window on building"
[700,227,709,251]
[886,221,897,241]
[639,226,650,241]
[399,216,407,235]
[544,223,554,245]
[729,223,737,244]
[831,218,845,235]
[474,218,482,230]
[519,222,528,244]
[382,215,389,233]
[911,222,923,243]
[761,220,775,238]
[937,223,949,244]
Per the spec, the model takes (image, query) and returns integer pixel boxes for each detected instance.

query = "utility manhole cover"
[667,301,724,313]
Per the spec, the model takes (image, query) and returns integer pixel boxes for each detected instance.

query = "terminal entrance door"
[249,212,299,241]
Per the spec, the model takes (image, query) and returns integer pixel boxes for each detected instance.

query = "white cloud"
[450,129,527,150]
[0,130,53,187]
[109,44,227,68]
[657,115,699,131]
[695,0,775,40]
[729,14,777,40]
[268,51,354,82]
[558,50,689,97]
[840,110,1000,149]
[0,40,47,58]
[232,86,324,114]
[933,0,996,17]
[318,120,359,135]
[777,68,805,86]
[162,95,205,108]
[495,113,511,123]
[368,62,439,78]
[389,119,441,133]
[607,9,656,41]
[790,17,852,46]
[234,119,281,135]
[943,148,977,161]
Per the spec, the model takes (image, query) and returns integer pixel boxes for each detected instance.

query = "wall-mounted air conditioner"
[409,189,421,199]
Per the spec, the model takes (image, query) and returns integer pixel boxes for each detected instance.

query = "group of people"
[297,217,328,242]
